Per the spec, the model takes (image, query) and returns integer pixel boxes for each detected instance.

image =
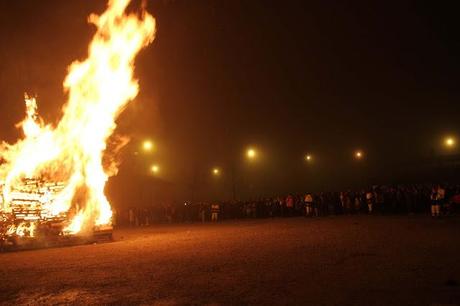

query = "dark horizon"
[1,0,460,201]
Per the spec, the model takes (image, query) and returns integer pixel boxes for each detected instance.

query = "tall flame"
[0,0,156,233]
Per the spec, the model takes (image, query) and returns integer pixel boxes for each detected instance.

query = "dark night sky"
[0,0,459,200]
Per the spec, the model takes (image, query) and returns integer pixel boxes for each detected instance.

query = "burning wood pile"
[0,0,155,250]
[0,177,114,250]
[0,179,68,248]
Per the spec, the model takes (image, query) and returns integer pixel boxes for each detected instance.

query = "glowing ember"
[0,0,155,236]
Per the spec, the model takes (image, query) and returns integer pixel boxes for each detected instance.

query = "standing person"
[183,202,191,223]
[164,203,173,224]
[452,187,460,214]
[315,193,321,216]
[404,187,414,214]
[143,208,150,226]
[340,191,351,214]
[366,190,374,214]
[128,208,135,227]
[375,188,385,213]
[436,185,445,216]
[354,194,361,213]
[344,192,352,214]
[251,201,257,218]
[286,195,294,217]
[431,186,439,217]
[339,192,345,214]
[135,208,140,226]
[319,192,327,216]
[267,198,274,218]
[277,196,284,217]
[327,193,336,215]
[211,203,220,222]
[245,202,252,218]
[304,193,313,217]
[112,208,117,227]
[313,194,321,217]
[199,203,206,223]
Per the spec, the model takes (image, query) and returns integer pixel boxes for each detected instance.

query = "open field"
[1,216,460,305]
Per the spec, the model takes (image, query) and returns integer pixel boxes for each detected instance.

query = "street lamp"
[355,150,363,160]
[246,148,257,160]
[142,140,154,152]
[212,167,221,176]
[150,164,159,174]
[445,137,455,148]
[305,154,312,162]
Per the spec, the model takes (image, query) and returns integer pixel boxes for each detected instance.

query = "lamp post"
[442,136,457,181]
[246,148,257,160]
[212,167,221,176]
[142,140,154,152]
[445,137,455,148]
[150,164,159,174]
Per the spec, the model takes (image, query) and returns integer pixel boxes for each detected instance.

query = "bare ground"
[1,216,460,305]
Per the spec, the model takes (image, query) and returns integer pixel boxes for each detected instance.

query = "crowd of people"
[114,183,460,226]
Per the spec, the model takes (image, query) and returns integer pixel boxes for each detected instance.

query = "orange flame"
[0,0,156,234]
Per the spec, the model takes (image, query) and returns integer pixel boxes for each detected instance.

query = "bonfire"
[0,0,155,248]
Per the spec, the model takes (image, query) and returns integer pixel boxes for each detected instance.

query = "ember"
[0,0,155,249]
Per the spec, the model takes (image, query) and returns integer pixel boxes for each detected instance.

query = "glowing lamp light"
[151,164,159,174]
[212,168,220,176]
[247,148,256,159]
[305,154,312,162]
[143,140,154,152]
[445,137,455,148]
[355,150,363,159]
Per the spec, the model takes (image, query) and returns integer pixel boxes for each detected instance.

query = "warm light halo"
[246,148,256,159]
[445,137,455,147]
[151,164,159,173]
[142,140,154,151]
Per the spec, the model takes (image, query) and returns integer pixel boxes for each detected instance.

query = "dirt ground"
[1,216,460,305]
